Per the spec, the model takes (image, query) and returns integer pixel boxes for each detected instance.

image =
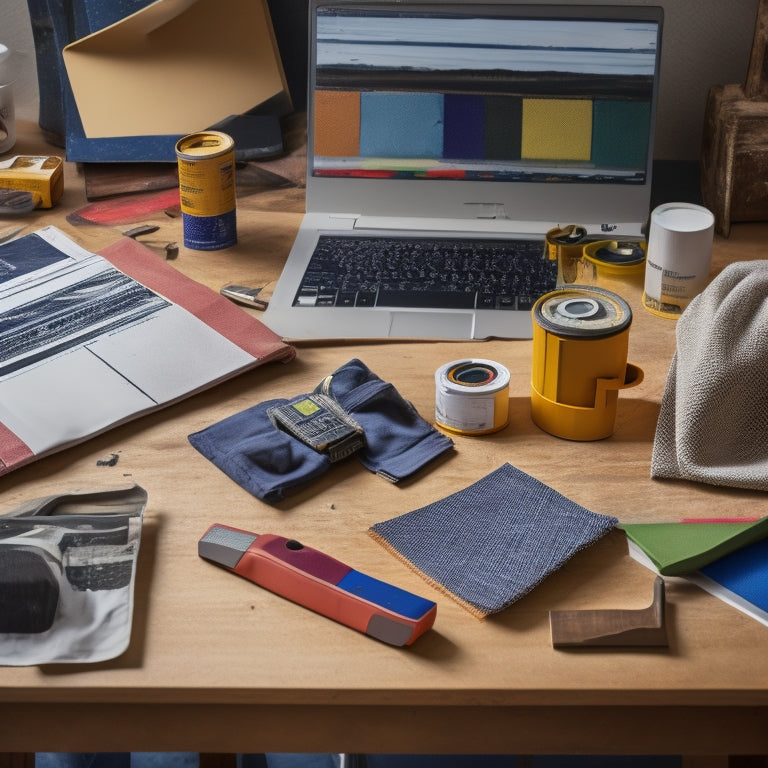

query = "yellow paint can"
[583,240,646,281]
[175,130,237,250]
[530,286,643,441]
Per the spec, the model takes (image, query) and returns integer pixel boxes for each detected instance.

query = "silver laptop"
[263,1,663,341]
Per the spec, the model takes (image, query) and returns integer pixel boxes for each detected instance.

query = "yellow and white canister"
[435,359,510,435]
[175,130,237,250]
[530,286,643,441]
[582,240,647,283]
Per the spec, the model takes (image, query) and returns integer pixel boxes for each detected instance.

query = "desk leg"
[199,755,237,768]
[0,755,34,768]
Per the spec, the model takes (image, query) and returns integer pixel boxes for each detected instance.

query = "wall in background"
[0,0,761,162]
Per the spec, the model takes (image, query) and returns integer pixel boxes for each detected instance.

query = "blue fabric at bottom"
[265,756,340,768]
[366,757,514,768]
[35,755,681,768]
[35,755,199,768]
[35,755,131,768]
[366,758,681,768]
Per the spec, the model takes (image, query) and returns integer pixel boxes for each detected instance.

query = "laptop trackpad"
[388,311,473,340]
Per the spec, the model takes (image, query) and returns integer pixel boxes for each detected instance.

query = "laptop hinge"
[325,214,359,231]
[327,214,644,238]
[351,215,557,235]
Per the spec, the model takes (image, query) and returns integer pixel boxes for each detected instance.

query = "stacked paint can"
[175,131,237,250]
[582,240,646,284]
[545,224,588,284]
[530,286,643,441]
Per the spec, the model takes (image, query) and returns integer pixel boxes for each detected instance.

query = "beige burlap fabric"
[651,260,768,490]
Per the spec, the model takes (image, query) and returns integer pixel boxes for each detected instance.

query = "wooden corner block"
[549,576,668,648]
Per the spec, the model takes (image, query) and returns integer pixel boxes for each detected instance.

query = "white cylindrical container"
[0,44,16,154]
[643,202,715,318]
[435,359,510,435]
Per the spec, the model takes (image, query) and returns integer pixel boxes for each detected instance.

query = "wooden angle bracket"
[549,576,668,648]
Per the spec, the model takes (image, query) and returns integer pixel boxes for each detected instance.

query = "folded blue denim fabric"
[188,399,332,503]
[188,359,453,503]
[315,358,454,482]
[369,463,618,617]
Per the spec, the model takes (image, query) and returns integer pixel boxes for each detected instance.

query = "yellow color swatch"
[521,99,593,161]
[313,90,361,157]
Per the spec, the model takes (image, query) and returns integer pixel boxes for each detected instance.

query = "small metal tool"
[220,284,270,310]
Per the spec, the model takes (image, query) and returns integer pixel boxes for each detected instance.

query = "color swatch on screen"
[484,96,523,161]
[313,90,360,157]
[592,100,652,168]
[444,94,487,160]
[311,7,660,183]
[314,89,650,177]
[360,93,443,158]
[521,98,593,161]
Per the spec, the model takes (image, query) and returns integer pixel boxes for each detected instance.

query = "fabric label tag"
[268,393,365,462]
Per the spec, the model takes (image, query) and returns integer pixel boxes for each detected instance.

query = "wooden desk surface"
[2,121,768,757]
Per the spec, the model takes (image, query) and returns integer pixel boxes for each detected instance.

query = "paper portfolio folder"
[62,0,292,162]
[0,227,295,477]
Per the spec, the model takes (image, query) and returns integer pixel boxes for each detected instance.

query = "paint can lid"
[533,286,632,338]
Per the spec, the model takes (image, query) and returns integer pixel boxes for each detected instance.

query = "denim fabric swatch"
[188,398,332,503]
[369,463,617,617]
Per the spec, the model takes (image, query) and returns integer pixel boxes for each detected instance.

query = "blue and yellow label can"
[176,131,236,250]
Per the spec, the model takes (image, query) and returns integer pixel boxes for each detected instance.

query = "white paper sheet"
[0,226,255,456]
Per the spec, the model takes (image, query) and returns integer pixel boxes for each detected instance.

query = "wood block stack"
[701,0,768,236]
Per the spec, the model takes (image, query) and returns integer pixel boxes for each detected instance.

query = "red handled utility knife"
[198,524,437,646]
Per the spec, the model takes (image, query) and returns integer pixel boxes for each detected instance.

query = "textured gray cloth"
[651,260,768,490]
[369,463,617,617]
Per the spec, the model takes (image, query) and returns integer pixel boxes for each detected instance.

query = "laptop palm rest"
[389,311,473,339]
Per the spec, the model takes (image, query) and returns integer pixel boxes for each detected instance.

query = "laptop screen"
[307,2,663,230]
[313,6,659,184]
[312,3,660,186]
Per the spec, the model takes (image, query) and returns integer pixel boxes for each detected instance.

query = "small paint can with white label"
[435,359,510,435]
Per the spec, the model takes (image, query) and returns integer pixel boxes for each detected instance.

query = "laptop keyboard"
[293,235,558,311]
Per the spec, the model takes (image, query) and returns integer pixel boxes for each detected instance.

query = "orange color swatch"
[313,90,361,157]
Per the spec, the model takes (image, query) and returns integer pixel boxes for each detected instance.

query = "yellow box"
[0,155,64,208]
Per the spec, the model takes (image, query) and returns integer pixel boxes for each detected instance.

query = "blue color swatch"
[360,93,444,158]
